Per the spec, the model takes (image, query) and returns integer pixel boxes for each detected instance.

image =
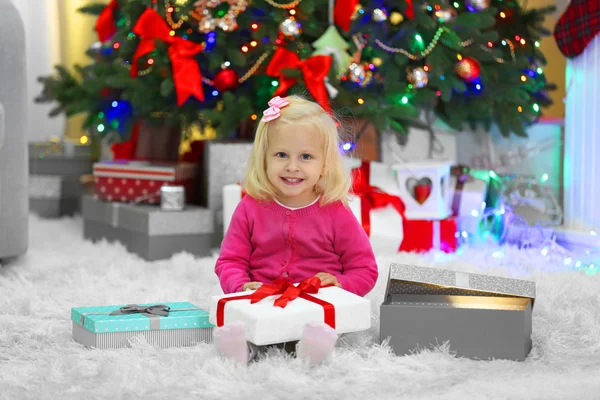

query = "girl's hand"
[242,282,263,291]
[314,272,342,288]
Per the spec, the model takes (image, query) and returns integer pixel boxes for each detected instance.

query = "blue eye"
[276,152,287,158]
[301,154,312,160]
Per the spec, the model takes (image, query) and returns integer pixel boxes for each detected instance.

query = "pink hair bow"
[261,96,290,122]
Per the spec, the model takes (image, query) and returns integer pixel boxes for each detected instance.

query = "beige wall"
[57,0,102,140]
[533,0,567,119]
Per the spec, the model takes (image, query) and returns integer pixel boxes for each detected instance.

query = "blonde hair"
[243,95,351,207]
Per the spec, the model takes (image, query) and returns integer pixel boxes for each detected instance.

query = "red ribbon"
[351,161,406,237]
[96,0,118,42]
[404,0,415,19]
[131,9,205,106]
[216,277,336,329]
[266,48,332,113]
[110,122,140,160]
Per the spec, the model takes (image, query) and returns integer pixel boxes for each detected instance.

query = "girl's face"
[266,124,324,208]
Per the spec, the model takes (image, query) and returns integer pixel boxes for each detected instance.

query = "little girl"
[214,95,378,365]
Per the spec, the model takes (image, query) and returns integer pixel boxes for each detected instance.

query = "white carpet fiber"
[2,215,600,400]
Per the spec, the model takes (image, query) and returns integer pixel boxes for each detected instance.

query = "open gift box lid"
[384,263,536,308]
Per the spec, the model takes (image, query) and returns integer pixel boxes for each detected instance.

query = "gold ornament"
[434,8,457,23]
[372,57,383,67]
[348,62,373,87]
[389,11,404,25]
[279,17,302,37]
[193,0,248,33]
[465,0,490,11]
[372,8,388,22]
[407,67,428,88]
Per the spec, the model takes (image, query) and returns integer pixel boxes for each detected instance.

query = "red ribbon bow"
[131,9,205,106]
[95,0,118,42]
[216,277,336,329]
[351,161,406,237]
[266,48,332,113]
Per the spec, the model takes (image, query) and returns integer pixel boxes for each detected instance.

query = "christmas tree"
[36,0,555,149]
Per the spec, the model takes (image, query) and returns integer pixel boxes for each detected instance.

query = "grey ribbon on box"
[79,304,200,331]
[109,304,170,330]
[455,272,471,289]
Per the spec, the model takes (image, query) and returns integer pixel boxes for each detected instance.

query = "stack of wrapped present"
[83,146,215,260]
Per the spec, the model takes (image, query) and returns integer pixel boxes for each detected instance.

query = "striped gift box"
[71,302,213,349]
[93,161,198,203]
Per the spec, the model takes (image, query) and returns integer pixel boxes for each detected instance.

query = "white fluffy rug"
[2,215,600,400]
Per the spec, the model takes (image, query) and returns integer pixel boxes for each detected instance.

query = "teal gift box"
[71,302,214,349]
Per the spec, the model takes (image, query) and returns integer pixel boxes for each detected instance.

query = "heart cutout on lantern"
[406,177,433,205]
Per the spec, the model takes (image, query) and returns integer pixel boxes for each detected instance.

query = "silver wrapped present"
[82,195,214,261]
[203,140,253,246]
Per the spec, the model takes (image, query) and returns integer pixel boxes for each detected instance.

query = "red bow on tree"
[266,48,332,113]
[131,8,205,106]
[351,161,406,237]
[95,0,119,42]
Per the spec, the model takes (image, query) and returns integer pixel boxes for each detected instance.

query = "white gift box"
[222,184,243,234]
[348,195,403,254]
[447,175,488,235]
[392,160,452,220]
[209,286,371,346]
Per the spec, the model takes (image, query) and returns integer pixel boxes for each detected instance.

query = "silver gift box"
[380,263,536,361]
[29,175,88,218]
[203,141,253,246]
[29,142,92,177]
[82,195,214,261]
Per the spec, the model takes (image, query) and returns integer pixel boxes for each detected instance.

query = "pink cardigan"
[215,195,378,297]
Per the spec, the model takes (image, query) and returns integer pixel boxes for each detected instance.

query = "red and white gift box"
[209,279,371,345]
[93,161,198,203]
[350,160,457,253]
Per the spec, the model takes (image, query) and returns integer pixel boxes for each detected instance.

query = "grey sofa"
[0,0,28,260]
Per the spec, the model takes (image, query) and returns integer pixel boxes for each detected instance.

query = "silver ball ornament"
[372,8,388,22]
[347,62,373,87]
[279,18,302,37]
[434,8,457,23]
[407,67,428,88]
[466,0,490,11]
